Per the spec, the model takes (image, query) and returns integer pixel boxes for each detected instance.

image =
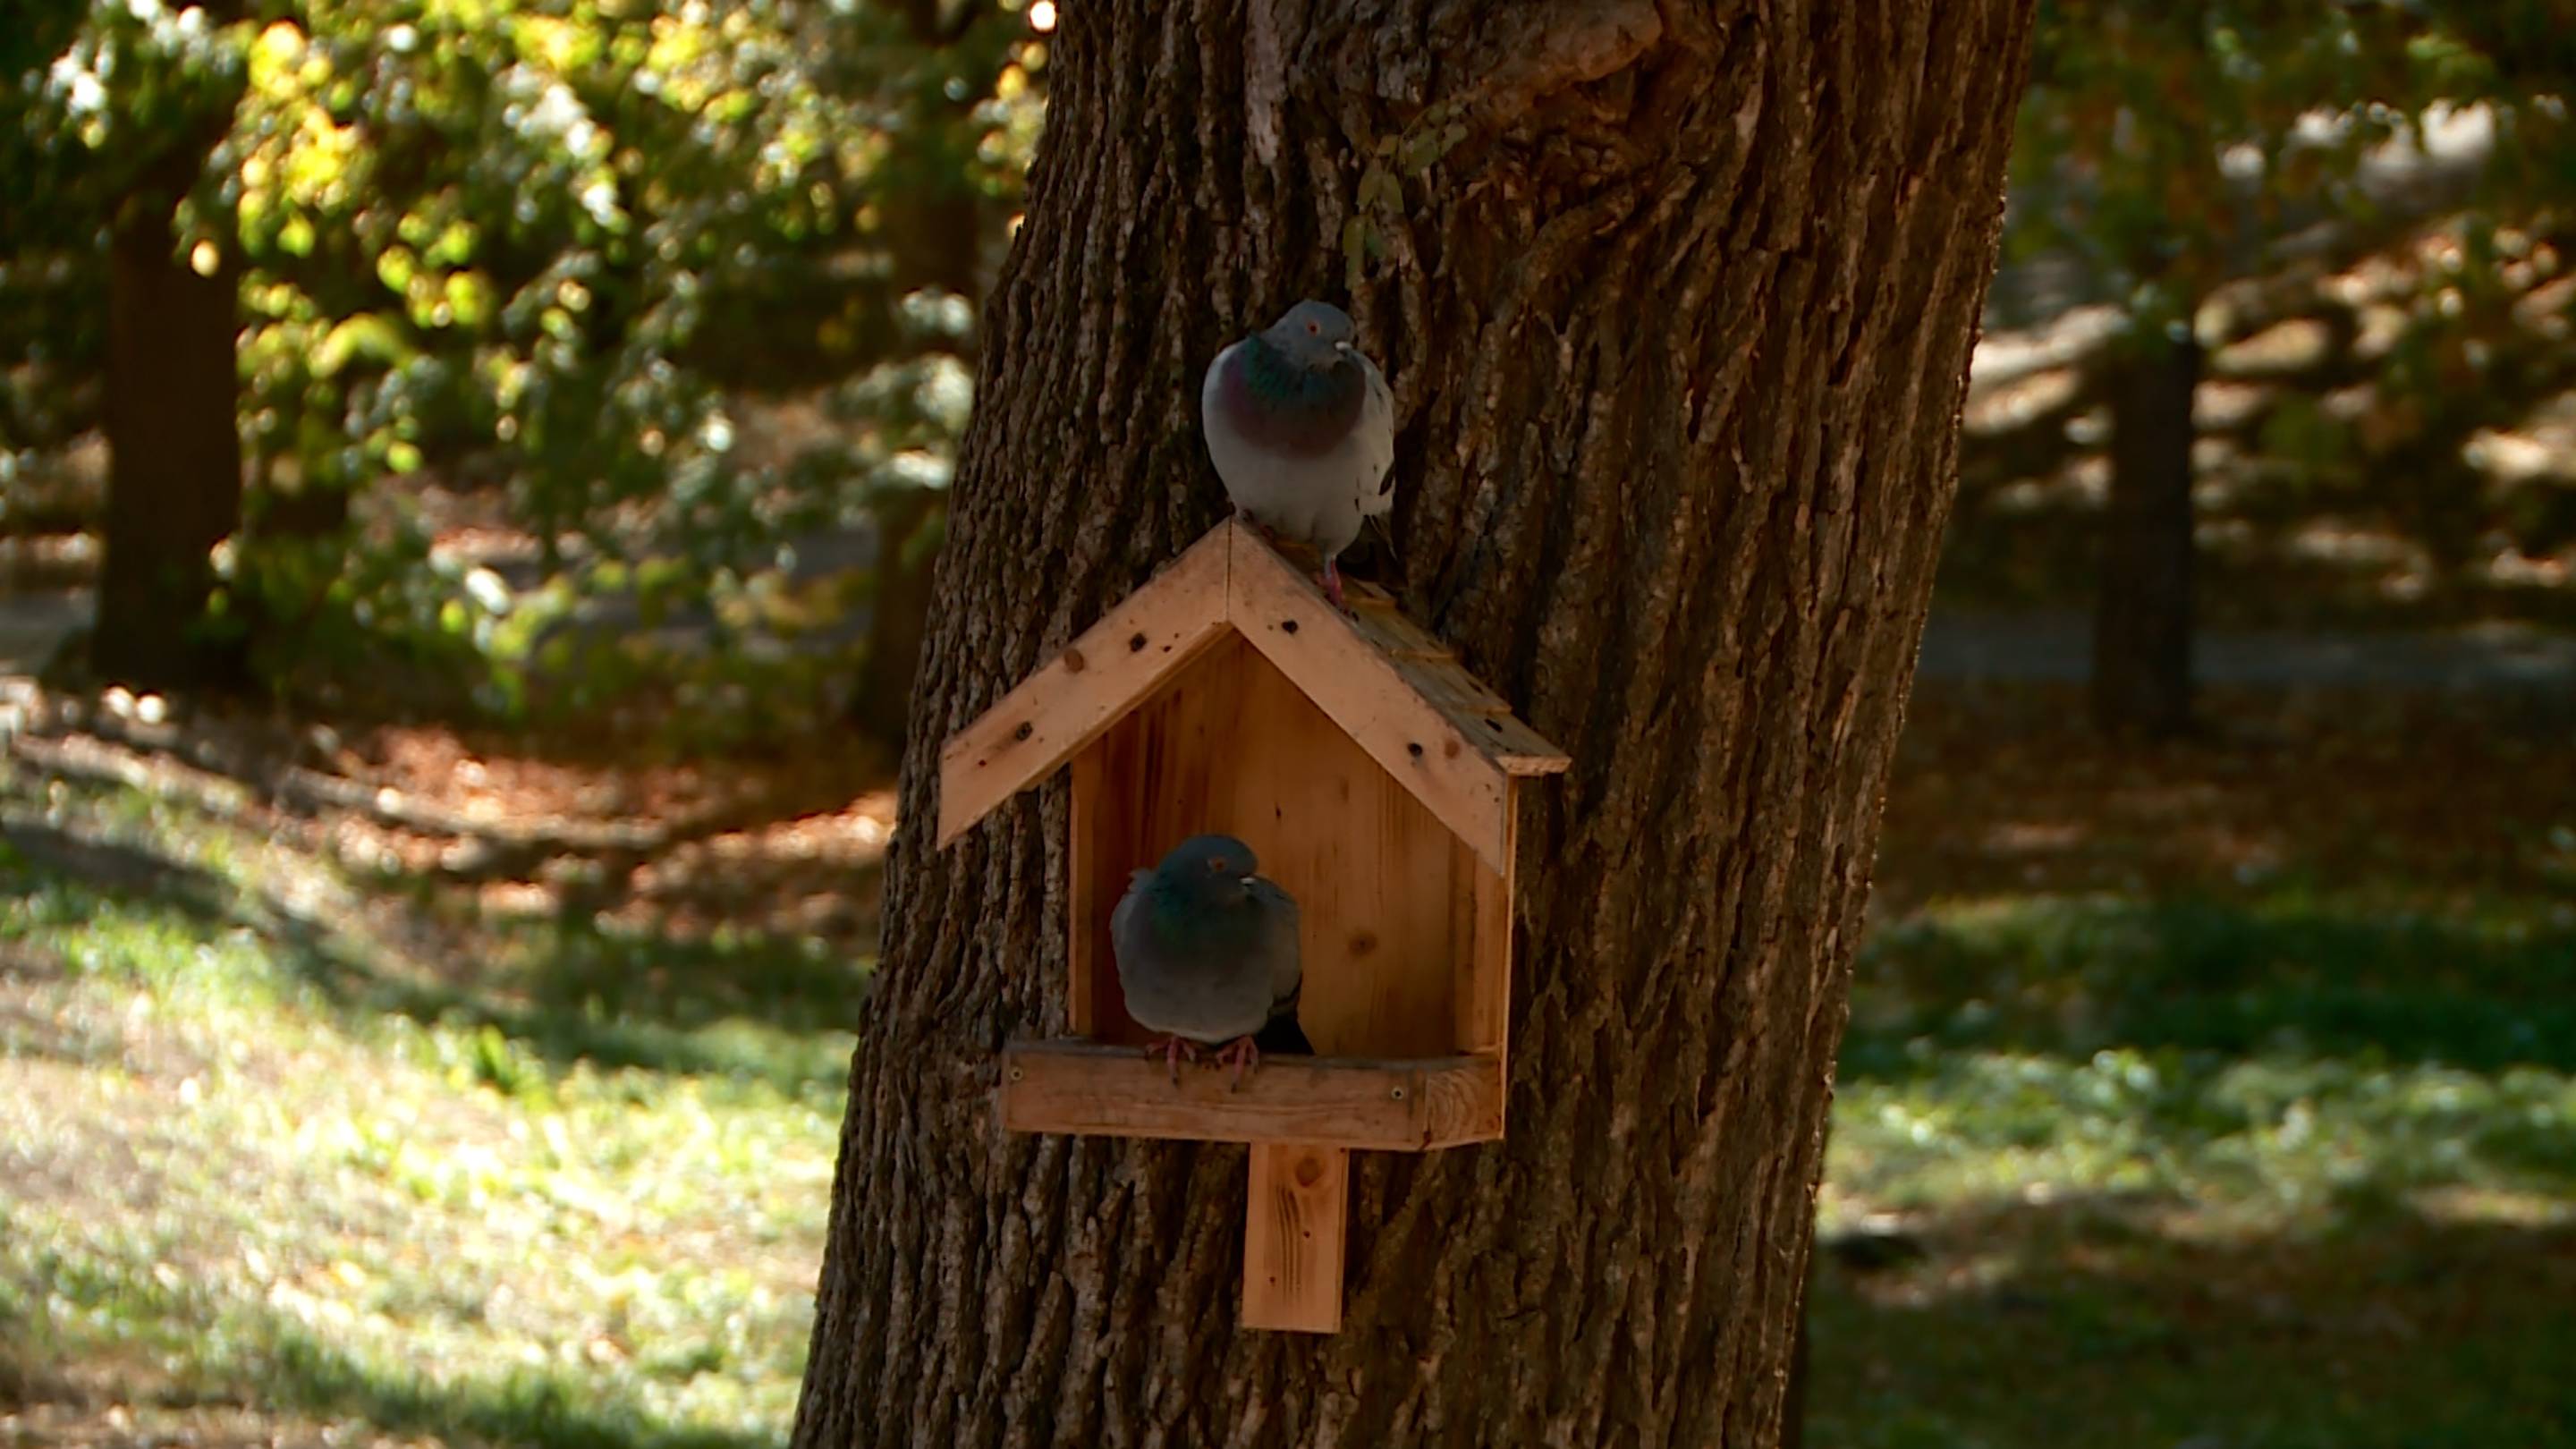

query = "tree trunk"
[1780,1267,1814,1449]
[2090,326,2199,736]
[794,5,2032,1446]
[92,199,243,692]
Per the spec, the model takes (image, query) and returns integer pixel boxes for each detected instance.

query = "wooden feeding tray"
[936,518,1567,1332]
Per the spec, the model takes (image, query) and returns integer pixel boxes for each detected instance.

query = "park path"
[4,586,2572,710]
[1916,610,2576,693]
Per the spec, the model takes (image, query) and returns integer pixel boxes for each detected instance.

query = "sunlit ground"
[4,683,2571,1447]
[1,728,886,1448]
[1811,682,2576,1449]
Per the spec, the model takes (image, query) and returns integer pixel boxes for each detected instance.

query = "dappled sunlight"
[1809,1199,2576,1449]
[1823,682,2576,1445]
[1877,684,2576,909]
[2211,317,2337,377]
[1962,367,2086,437]
[1,789,839,1449]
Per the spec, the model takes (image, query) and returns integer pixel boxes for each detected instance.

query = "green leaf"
[1357,163,1400,215]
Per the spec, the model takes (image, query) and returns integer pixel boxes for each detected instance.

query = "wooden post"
[1241,1143,1348,1333]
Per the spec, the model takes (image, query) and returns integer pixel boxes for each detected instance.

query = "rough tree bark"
[795,4,2033,1445]
[92,181,245,692]
[2090,326,2199,736]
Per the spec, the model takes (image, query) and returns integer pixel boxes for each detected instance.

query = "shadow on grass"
[261,905,866,1097]
[0,806,862,1096]
[7,1243,777,1449]
[1843,894,2576,1083]
[251,1332,776,1449]
[1808,1199,2576,1449]
[345,919,869,1097]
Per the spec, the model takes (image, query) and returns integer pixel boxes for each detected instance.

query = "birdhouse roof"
[936,517,1569,871]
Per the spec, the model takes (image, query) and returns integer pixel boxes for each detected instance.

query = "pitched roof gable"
[937,518,1567,869]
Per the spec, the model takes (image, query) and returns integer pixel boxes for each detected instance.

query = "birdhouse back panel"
[1066,633,1507,1063]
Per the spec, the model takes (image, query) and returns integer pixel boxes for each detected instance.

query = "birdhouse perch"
[936,518,1568,1333]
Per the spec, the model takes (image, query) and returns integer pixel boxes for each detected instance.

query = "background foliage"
[3,0,1046,740]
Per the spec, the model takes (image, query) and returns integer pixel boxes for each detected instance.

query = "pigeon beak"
[1239,876,1257,887]
[1331,341,1353,355]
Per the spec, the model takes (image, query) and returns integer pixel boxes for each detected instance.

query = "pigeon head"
[1152,833,1260,907]
[1260,301,1358,372]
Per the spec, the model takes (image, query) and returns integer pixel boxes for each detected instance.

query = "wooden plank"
[1451,830,1513,1057]
[1267,536,1570,776]
[936,531,1232,847]
[1451,792,1515,1134]
[1385,654,1571,775]
[1224,521,1517,873]
[1065,639,1248,1045]
[1072,638,1461,1056]
[1342,600,1462,661]
[1224,651,1460,1057]
[1242,1144,1347,1333]
[1065,748,1106,1038]
[997,1041,1504,1151]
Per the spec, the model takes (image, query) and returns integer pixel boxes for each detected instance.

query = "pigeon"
[1111,834,1309,1087]
[1200,300,1395,611]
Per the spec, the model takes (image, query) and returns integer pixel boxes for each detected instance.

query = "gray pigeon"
[1200,300,1395,610]
[1111,834,1309,1086]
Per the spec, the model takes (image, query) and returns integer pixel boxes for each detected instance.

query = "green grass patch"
[1816,890,2576,1449]
[0,762,848,1448]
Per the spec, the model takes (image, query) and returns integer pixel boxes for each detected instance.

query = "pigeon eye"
[1207,856,1230,873]
[1306,321,1319,335]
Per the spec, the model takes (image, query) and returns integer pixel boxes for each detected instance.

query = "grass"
[1810,891,2576,1449]
[4,685,2573,1448]
[1808,684,2576,1448]
[0,755,861,1449]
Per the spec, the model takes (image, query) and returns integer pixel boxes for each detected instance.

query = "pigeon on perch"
[1112,834,1309,1087]
[1200,300,1395,611]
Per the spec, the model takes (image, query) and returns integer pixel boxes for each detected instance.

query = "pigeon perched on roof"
[1200,300,1394,610]
[1112,834,1309,1087]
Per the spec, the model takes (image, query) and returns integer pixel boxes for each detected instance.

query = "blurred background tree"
[1987,0,2576,735]
[2,0,1046,743]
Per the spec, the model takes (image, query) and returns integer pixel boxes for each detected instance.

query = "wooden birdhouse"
[936,518,1568,1333]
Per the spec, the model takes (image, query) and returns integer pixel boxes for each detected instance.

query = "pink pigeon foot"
[1213,1035,1262,1090]
[1322,557,1352,614]
[1144,1035,1205,1086]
